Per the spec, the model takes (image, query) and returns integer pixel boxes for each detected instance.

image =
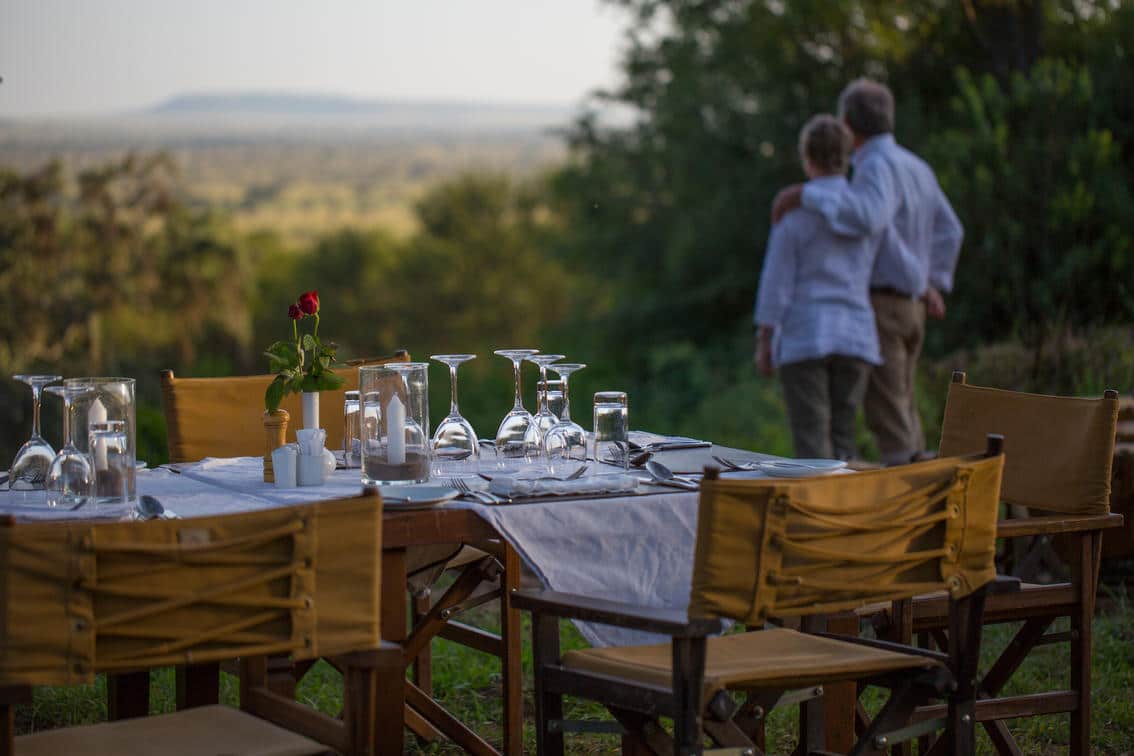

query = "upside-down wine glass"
[431,354,479,476]
[8,374,63,490]
[44,383,94,508]
[522,354,566,457]
[494,349,539,459]
[544,363,587,473]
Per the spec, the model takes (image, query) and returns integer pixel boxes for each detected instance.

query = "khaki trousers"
[866,292,927,465]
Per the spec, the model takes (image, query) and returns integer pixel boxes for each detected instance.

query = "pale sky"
[0,0,627,116]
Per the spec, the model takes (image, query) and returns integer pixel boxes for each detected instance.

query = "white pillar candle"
[89,397,108,469]
[386,394,406,465]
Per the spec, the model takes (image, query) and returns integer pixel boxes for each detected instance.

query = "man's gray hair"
[837,78,894,137]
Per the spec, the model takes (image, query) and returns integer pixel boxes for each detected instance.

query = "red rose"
[298,290,320,315]
[288,303,303,320]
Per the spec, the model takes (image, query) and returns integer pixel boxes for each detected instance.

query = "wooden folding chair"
[514,439,1006,755]
[0,491,401,756]
[874,372,1122,755]
[159,353,520,750]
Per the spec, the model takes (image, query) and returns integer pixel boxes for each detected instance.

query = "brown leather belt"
[870,286,915,299]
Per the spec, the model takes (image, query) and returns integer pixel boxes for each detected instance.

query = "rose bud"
[288,303,303,320]
[298,290,320,315]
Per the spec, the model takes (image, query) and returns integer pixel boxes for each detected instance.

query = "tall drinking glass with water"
[593,391,629,471]
[66,377,137,502]
[343,390,361,468]
[89,420,132,513]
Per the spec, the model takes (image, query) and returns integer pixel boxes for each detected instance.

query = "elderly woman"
[753,114,883,460]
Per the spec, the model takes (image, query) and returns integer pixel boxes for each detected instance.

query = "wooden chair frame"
[870,372,1123,755]
[0,491,402,756]
[515,439,1005,756]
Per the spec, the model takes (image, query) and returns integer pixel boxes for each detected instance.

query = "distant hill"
[0,92,585,150]
[151,92,573,121]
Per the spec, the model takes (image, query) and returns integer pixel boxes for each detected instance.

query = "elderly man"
[772,78,963,465]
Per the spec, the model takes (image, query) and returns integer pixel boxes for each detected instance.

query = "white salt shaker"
[271,445,298,488]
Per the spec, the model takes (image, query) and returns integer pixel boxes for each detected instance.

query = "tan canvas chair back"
[161,350,409,462]
[0,494,382,687]
[689,453,1004,625]
[939,374,1119,515]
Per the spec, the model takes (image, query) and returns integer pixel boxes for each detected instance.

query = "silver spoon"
[136,495,178,520]
[644,460,699,490]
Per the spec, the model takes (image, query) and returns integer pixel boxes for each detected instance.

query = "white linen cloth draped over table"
[1,453,777,647]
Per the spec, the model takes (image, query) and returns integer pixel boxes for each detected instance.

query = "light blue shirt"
[754,175,882,368]
[801,133,963,296]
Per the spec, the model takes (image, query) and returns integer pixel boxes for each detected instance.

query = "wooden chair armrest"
[511,588,724,637]
[809,632,950,664]
[990,574,1022,594]
[996,512,1124,538]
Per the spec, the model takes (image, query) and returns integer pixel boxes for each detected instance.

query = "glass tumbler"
[343,390,362,468]
[66,377,137,502]
[359,364,430,486]
[89,420,132,512]
[593,391,629,471]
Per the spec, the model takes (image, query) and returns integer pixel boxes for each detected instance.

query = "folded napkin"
[628,431,711,451]
[488,473,640,499]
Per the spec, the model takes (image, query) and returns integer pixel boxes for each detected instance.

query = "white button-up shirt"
[755,175,882,369]
[801,133,963,296]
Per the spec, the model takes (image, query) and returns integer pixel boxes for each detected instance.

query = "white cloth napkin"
[488,473,640,499]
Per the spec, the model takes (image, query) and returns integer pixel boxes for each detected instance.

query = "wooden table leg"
[501,543,523,755]
[823,612,860,753]
[107,671,149,720]
[378,547,407,756]
[176,662,220,709]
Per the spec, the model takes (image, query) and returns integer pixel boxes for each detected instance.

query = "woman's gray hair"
[798,114,852,175]
[837,78,895,137]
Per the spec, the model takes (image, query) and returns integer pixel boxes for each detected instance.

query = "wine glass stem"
[512,359,525,411]
[449,363,460,416]
[560,375,571,423]
[61,395,72,448]
[538,365,550,415]
[31,384,43,438]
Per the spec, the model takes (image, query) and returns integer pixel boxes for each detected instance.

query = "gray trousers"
[780,356,872,460]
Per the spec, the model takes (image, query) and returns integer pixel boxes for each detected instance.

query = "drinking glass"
[430,354,479,477]
[544,364,587,473]
[343,390,361,468]
[44,383,94,508]
[8,374,62,490]
[359,363,430,485]
[537,379,565,420]
[66,377,137,502]
[493,349,539,459]
[521,354,566,457]
[89,420,132,512]
[593,391,630,471]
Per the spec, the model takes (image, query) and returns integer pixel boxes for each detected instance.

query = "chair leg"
[672,636,707,756]
[2,703,13,756]
[411,594,433,696]
[532,611,564,756]
[1070,532,1099,756]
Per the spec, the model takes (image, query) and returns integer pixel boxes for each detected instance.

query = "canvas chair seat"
[16,704,331,756]
[563,626,940,701]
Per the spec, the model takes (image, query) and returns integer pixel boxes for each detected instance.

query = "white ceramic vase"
[301,391,319,430]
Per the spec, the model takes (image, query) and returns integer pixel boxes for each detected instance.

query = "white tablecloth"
[1,451,777,647]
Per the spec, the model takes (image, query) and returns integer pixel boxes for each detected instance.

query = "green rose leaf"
[264,375,289,412]
[302,333,317,352]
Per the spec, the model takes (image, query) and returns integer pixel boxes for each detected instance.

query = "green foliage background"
[2,0,1133,468]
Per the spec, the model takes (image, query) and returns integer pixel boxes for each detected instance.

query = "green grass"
[17,592,1134,753]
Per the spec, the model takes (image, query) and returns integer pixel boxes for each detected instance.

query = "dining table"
[1,437,857,755]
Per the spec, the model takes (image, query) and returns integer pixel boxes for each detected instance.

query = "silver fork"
[711,455,759,471]
[452,478,499,505]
